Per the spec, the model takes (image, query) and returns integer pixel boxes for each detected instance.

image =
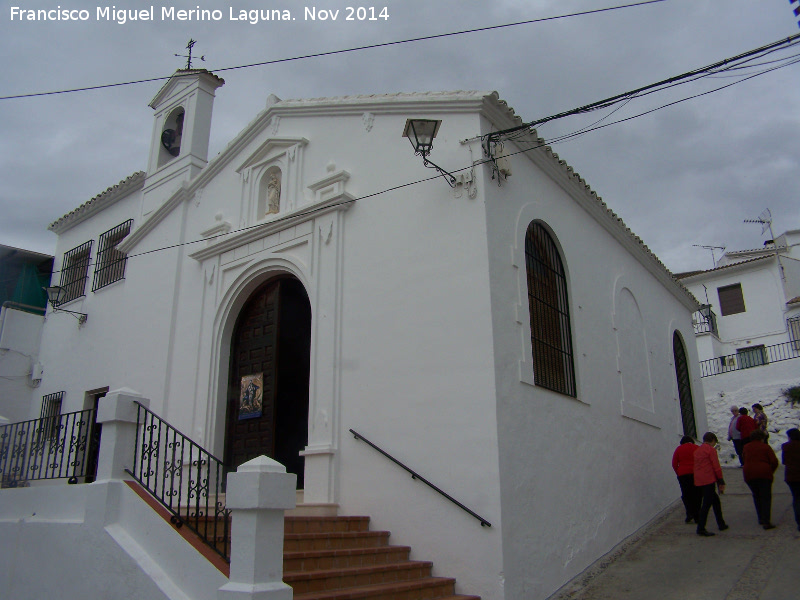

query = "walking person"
[727,405,743,466]
[751,403,769,442]
[737,407,757,447]
[694,432,729,536]
[742,429,779,529]
[782,428,800,532]
[672,436,700,523]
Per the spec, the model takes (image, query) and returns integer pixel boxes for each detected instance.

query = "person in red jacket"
[743,429,779,529]
[672,436,700,523]
[736,407,758,445]
[694,432,728,536]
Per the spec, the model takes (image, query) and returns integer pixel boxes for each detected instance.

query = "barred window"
[718,283,746,316]
[92,220,133,291]
[525,222,576,397]
[672,332,697,438]
[737,345,768,369]
[59,241,93,304]
[789,316,800,351]
[40,391,64,441]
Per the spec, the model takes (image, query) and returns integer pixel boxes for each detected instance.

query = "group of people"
[671,404,800,537]
[727,404,769,464]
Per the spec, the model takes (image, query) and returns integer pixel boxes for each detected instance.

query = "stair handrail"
[126,401,232,562]
[349,428,491,527]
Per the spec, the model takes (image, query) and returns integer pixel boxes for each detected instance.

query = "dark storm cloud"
[1,0,798,273]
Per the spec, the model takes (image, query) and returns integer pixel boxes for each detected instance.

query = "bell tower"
[142,68,225,216]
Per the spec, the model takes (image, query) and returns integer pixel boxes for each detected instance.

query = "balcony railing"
[692,307,718,336]
[699,340,800,377]
[0,409,99,487]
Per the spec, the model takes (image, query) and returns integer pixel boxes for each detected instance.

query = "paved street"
[550,467,800,600]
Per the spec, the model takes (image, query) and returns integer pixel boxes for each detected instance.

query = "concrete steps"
[166,503,479,600]
[281,515,479,600]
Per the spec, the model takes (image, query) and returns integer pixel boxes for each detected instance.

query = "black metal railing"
[349,428,491,527]
[59,240,93,304]
[692,307,718,336]
[699,340,800,377]
[92,219,132,291]
[0,409,98,488]
[126,402,231,562]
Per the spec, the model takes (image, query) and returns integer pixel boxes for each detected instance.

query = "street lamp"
[43,286,87,324]
[402,118,456,187]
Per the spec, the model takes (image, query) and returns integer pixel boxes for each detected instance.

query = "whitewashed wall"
[481,119,704,600]
[0,307,44,422]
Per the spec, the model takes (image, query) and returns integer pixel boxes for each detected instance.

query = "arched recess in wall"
[258,166,282,217]
[524,221,576,397]
[613,286,655,416]
[158,106,185,167]
[224,273,311,489]
[672,330,697,439]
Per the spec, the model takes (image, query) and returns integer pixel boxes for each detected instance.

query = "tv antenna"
[744,208,773,236]
[692,244,726,268]
[744,208,785,280]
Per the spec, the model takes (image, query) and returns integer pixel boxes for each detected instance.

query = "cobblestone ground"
[550,467,800,600]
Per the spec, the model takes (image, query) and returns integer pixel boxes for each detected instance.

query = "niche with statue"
[258,167,282,216]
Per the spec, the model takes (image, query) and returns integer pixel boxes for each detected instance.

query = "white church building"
[1,70,706,600]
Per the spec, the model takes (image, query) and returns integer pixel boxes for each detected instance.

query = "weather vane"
[175,39,205,70]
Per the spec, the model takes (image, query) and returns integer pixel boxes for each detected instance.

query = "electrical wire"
[0,0,668,101]
[43,34,800,277]
[487,33,800,144]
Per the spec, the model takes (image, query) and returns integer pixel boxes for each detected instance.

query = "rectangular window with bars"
[736,345,768,369]
[717,283,746,316]
[789,316,800,351]
[92,220,133,291]
[40,391,64,441]
[59,241,93,304]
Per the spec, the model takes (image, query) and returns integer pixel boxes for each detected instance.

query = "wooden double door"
[225,277,311,488]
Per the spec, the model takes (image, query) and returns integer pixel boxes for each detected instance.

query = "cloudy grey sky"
[1,0,798,273]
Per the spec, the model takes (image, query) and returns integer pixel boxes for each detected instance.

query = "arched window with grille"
[673,331,697,438]
[524,222,576,397]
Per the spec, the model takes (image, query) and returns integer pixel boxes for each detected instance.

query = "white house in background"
[0,245,52,423]
[2,69,705,600]
[676,231,800,463]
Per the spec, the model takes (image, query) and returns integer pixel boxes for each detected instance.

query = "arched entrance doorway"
[225,276,311,488]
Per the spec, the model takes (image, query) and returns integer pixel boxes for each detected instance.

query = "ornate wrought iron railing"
[691,307,718,336]
[699,340,800,377]
[126,401,231,562]
[0,408,99,488]
[349,428,491,527]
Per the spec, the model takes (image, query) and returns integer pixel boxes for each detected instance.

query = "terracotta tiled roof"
[674,255,775,279]
[48,171,145,232]
[787,296,800,305]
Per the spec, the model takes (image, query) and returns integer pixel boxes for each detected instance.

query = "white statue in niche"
[266,172,281,214]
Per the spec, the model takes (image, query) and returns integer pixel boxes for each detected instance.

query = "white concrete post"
[94,388,149,482]
[218,456,297,600]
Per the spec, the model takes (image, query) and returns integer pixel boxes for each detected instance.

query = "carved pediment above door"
[236,137,308,226]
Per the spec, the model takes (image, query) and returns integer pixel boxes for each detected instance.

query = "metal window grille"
[524,222,576,397]
[736,345,768,369]
[40,391,64,441]
[92,220,132,291]
[717,283,746,316]
[58,240,93,303]
[672,332,697,439]
[789,316,800,351]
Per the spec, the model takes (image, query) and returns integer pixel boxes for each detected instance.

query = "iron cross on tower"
[175,39,205,70]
